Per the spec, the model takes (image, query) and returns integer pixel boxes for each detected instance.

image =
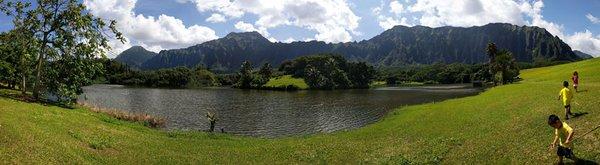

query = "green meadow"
[264,75,310,90]
[1,58,599,164]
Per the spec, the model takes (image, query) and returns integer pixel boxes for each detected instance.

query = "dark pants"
[557,146,574,159]
[209,121,216,132]
[564,104,572,119]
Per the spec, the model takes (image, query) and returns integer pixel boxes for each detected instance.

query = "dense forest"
[116,23,580,72]
[97,59,219,88]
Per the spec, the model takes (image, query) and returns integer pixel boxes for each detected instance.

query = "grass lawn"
[264,75,309,90]
[1,59,600,163]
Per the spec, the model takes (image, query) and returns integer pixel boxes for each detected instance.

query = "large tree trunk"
[21,74,26,95]
[32,41,47,100]
[20,53,27,95]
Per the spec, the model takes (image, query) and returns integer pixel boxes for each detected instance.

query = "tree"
[303,57,351,89]
[20,0,124,102]
[493,50,520,84]
[304,64,326,89]
[278,60,293,73]
[0,2,36,95]
[283,54,375,89]
[486,42,498,63]
[347,61,376,88]
[236,61,253,89]
[188,67,219,88]
[258,63,273,79]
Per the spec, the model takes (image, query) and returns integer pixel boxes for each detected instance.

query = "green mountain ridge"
[114,46,157,69]
[116,23,580,72]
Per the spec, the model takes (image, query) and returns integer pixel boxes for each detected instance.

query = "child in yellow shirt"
[558,81,574,120]
[548,115,576,163]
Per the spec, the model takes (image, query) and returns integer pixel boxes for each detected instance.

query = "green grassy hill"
[1,59,600,164]
[264,75,309,90]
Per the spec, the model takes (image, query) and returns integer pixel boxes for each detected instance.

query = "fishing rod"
[547,124,600,151]
[573,124,600,141]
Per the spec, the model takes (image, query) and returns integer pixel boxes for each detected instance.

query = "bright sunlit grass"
[264,75,309,90]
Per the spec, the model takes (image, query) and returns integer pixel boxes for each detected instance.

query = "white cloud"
[283,37,296,43]
[234,21,256,32]
[373,0,411,29]
[206,13,226,23]
[84,0,218,57]
[372,6,382,15]
[407,0,525,27]
[378,16,411,29]
[194,0,244,18]
[567,30,600,56]
[191,0,360,43]
[234,21,270,37]
[389,1,404,15]
[587,13,600,24]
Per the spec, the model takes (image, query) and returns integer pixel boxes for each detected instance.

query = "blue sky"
[1,0,599,57]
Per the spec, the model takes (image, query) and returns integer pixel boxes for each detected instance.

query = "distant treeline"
[230,54,377,90]
[379,43,522,85]
[378,63,487,85]
[98,59,220,88]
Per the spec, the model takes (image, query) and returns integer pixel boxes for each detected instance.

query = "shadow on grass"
[567,158,599,165]
[0,89,75,109]
[576,89,589,93]
[571,112,589,119]
[0,90,34,102]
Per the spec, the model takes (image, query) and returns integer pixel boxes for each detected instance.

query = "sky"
[1,0,599,58]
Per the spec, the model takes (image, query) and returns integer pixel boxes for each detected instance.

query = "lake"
[79,84,482,137]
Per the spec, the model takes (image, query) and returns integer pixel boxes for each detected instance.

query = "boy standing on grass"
[558,81,574,120]
[548,115,576,163]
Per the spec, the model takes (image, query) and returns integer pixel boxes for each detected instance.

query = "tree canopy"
[0,0,123,105]
[280,54,376,89]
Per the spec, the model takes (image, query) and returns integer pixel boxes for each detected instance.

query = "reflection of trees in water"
[83,85,482,137]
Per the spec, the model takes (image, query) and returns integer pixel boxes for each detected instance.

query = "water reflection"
[80,84,481,137]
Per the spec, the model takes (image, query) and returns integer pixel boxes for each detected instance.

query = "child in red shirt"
[572,71,579,92]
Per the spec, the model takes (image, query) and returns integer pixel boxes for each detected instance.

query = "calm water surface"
[80,84,482,137]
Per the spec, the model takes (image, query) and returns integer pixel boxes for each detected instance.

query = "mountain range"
[115,23,581,72]
[573,50,594,59]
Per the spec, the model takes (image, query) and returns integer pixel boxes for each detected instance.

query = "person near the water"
[558,81,574,120]
[548,114,576,163]
[572,71,579,92]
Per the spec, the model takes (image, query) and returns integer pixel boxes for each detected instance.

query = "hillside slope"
[1,59,599,163]
[114,46,157,69]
